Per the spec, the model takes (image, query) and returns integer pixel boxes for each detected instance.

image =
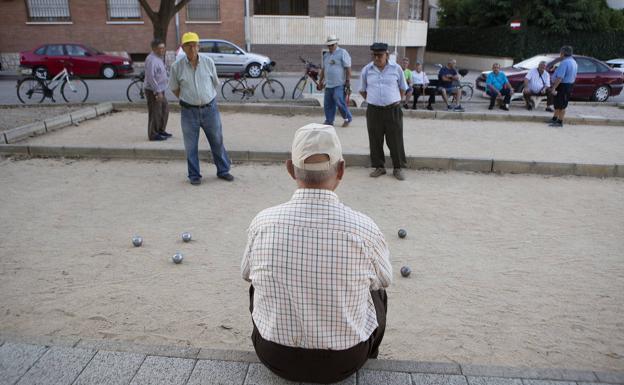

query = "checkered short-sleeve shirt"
[241,189,392,350]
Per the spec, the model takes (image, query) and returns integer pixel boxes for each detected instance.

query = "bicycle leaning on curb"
[292,56,321,99]
[126,70,145,102]
[16,61,89,104]
[221,61,285,101]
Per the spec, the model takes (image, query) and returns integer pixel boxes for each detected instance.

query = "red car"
[476,54,624,102]
[20,43,133,79]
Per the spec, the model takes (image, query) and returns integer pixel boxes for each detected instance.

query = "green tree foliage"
[438,0,624,33]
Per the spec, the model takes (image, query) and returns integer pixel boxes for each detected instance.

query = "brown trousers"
[145,89,169,140]
[249,285,388,384]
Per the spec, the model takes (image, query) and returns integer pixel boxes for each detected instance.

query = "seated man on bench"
[437,59,464,111]
[412,62,435,110]
[522,60,554,112]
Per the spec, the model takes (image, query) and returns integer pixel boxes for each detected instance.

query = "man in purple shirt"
[144,38,171,141]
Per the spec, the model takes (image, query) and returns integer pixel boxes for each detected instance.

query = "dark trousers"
[412,85,435,108]
[249,285,388,384]
[145,89,169,140]
[523,88,554,107]
[366,103,406,169]
[487,87,511,107]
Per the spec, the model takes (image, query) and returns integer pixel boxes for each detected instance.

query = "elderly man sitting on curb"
[242,123,392,384]
[486,63,513,111]
[523,60,554,112]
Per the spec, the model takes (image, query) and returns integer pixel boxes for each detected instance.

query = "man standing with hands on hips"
[317,35,353,127]
[169,32,234,185]
[359,42,409,181]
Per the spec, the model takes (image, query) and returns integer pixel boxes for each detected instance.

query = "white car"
[606,58,624,73]
[175,39,271,78]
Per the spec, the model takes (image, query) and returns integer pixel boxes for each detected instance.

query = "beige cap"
[325,34,339,45]
[291,123,343,171]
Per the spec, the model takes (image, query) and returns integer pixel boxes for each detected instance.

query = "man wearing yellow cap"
[169,32,233,185]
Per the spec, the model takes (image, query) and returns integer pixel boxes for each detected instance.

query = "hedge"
[427,27,624,62]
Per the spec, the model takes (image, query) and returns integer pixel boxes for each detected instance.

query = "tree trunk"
[138,0,192,42]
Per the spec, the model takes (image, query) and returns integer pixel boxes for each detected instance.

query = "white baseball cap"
[291,123,343,171]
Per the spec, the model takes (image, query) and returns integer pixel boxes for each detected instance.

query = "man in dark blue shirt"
[437,59,464,111]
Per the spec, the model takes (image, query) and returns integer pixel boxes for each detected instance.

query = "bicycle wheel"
[16,77,46,104]
[126,79,145,102]
[262,79,285,100]
[221,79,246,101]
[292,77,307,99]
[461,84,473,101]
[61,78,89,103]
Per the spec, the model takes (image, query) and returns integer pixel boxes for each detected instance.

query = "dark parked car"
[20,43,133,79]
[475,54,624,102]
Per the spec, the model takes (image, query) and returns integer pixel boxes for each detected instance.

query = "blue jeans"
[323,85,352,125]
[180,100,231,180]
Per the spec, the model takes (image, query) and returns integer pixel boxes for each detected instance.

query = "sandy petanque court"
[0,153,623,372]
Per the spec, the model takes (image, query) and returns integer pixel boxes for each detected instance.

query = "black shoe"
[545,116,557,123]
[218,173,234,182]
[150,134,167,141]
[526,104,533,111]
[426,105,433,111]
[549,120,563,127]
[545,107,554,112]
[488,105,494,110]
[160,131,172,137]
[500,105,509,111]
[190,178,201,185]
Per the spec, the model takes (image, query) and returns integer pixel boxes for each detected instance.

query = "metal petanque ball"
[398,229,407,238]
[400,266,411,277]
[132,236,143,247]
[172,253,184,264]
[181,232,192,242]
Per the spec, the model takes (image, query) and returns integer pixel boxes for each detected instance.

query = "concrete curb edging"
[0,336,622,383]
[110,102,624,127]
[1,103,114,144]
[1,144,622,179]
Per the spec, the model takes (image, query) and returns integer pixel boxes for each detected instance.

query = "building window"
[107,0,141,20]
[25,0,71,22]
[254,0,308,16]
[327,0,354,17]
[408,0,423,20]
[187,0,220,21]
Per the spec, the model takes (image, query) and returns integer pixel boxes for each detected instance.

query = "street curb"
[0,144,621,179]
[0,335,621,383]
[111,102,624,127]
[1,103,114,144]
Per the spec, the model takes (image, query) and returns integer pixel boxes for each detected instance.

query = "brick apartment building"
[0,0,429,72]
[0,0,244,70]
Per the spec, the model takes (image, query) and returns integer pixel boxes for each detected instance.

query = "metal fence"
[187,0,220,21]
[26,0,71,22]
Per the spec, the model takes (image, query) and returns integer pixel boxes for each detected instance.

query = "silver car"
[175,39,271,78]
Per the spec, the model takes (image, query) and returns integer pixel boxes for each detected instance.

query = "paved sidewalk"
[1,338,622,385]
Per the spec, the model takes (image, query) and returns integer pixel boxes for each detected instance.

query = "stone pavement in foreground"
[1,337,622,385]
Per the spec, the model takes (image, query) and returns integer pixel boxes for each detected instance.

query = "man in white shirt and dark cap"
[242,123,392,384]
[359,42,409,181]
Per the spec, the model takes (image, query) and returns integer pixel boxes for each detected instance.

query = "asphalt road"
[1,71,623,105]
[0,74,318,104]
